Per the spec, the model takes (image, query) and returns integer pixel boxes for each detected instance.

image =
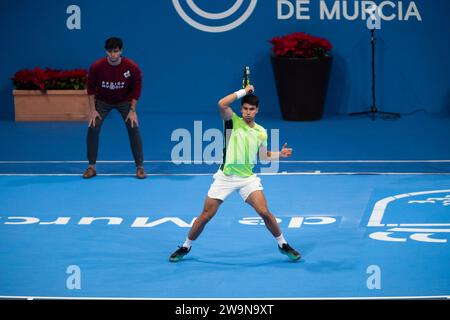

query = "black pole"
[349,29,400,120]
[371,29,376,113]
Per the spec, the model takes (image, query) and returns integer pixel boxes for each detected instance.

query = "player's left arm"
[259,143,293,161]
[126,64,142,128]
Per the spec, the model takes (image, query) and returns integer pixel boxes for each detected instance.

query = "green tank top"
[221,113,268,177]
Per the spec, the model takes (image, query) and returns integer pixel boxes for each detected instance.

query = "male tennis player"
[169,85,301,262]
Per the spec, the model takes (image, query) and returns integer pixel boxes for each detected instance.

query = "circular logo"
[172,0,258,33]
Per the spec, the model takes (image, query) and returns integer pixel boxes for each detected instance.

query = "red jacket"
[87,57,142,104]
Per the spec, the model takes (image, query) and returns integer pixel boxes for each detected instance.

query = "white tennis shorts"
[207,170,263,201]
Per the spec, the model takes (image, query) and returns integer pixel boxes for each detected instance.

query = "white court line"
[0,295,448,300]
[281,160,450,163]
[0,160,450,164]
[1,172,450,177]
[368,189,450,227]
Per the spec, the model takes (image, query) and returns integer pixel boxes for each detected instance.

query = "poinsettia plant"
[270,32,332,59]
[12,68,88,90]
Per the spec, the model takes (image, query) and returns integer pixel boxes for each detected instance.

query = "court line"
[0,160,450,164]
[0,295,448,300]
[368,190,450,227]
[1,172,450,177]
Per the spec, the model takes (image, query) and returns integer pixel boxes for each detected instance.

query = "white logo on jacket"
[101,81,125,90]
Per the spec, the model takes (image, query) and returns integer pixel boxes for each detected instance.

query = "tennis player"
[169,85,301,262]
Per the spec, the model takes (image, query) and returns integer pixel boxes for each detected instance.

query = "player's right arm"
[86,64,102,127]
[218,85,254,121]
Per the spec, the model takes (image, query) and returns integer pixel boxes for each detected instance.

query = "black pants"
[87,100,144,167]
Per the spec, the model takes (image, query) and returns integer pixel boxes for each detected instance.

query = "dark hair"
[241,94,259,108]
[104,37,123,50]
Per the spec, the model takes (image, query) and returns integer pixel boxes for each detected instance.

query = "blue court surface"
[0,113,449,299]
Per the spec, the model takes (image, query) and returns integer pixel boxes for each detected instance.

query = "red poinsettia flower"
[12,68,88,90]
[270,32,332,59]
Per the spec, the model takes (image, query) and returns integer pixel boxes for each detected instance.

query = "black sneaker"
[278,243,301,261]
[169,246,191,262]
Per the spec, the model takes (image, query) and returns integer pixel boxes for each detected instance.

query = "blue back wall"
[0,0,449,119]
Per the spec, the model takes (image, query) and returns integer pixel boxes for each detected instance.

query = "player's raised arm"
[218,85,254,121]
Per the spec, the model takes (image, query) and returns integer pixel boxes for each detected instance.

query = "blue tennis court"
[1,0,449,310]
[0,113,449,299]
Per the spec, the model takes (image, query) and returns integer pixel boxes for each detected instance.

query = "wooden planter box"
[13,89,89,121]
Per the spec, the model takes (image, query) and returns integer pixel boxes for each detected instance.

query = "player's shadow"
[178,240,317,268]
[177,240,357,274]
[185,256,306,268]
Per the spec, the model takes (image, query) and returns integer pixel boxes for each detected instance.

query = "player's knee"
[200,210,215,222]
[258,208,272,219]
